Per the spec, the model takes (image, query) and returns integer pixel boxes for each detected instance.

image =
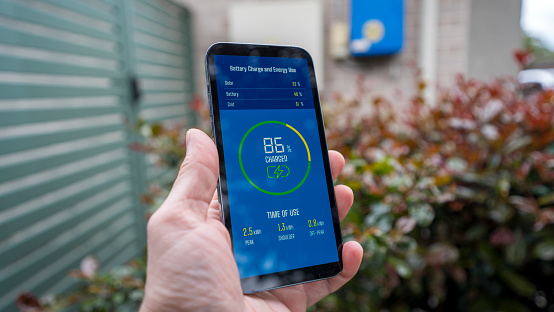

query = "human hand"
[140,129,363,312]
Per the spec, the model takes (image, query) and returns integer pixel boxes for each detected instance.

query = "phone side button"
[207,85,213,116]
[217,187,223,223]
[210,120,215,140]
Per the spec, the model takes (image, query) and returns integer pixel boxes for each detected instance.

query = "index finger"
[329,150,345,180]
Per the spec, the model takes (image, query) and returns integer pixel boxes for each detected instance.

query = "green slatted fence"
[0,0,194,310]
[132,0,194,182]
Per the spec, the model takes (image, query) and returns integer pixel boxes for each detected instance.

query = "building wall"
[468,0,522,80]
[437,0,470,85]
[174,0,520,102]
[323,0,422,101]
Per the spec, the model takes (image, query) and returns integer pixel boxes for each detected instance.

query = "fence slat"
[0,55,121,77]
[0,124,122,155]
[0,107,121,126]
[0,156,127,209]
[0,26,119,59]
[0,175,129,238]
[36,0,119,24]
[0,84,126,99]
[0,1,117,41]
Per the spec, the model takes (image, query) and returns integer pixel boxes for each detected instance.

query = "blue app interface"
[214,55,339,279]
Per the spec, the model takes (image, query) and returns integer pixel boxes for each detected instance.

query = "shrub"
[315,76,554,311]
[16,256,145,312]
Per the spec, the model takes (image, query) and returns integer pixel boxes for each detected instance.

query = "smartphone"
[205,43,343,293]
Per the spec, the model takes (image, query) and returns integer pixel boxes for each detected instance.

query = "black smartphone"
[205,43,343,293]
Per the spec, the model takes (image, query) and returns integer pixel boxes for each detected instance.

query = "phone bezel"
[205,42,343,293]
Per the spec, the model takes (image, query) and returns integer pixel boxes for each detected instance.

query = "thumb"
[163,128,219,219]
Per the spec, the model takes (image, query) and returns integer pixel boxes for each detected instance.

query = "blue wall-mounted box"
[350,0,404,57]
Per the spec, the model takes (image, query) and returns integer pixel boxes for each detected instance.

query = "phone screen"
[206,44,342,292]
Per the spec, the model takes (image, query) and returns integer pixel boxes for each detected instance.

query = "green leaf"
[371,158,395,175]
[489,202,515,223]
[150,123,163,136]
[446,157,468,172]
[496,177,511,198]
[531,185,552,197]
[364,203,390,225]
[458,173,495,188]
[505,230,526,266]
[395,236,417,253]
[387,256,413,279]
[498,269,536,297]
[496,299,531,312]
[375,214,394,232]
[464,224,488,241]
[478,242,501,268]
[456,186,489,203]
[487,153,502,169]
[112,292,125,304]
[408,203,435,227]
[469,296,494,312]
[538,192,554,206]
[503,136,532,154]
[129,290,144,302]
[533,240,554,260]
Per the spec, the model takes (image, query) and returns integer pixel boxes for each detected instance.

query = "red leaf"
[514,49,532,69]
[15,293,42,312]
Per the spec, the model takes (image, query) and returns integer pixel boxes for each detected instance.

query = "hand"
[140,129,363,312]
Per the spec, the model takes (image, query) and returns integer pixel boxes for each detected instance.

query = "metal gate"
[0,0,194,310]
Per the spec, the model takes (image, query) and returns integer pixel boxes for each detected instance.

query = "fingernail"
[186,129,192,149]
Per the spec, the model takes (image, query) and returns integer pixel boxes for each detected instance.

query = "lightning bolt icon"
[266,165,290,179]
[274,165,284,179]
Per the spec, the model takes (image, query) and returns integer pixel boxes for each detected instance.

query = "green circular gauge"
[239,121,311,196]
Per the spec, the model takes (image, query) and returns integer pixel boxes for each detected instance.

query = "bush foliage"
[16,256,145,312]
[315,76,554,311]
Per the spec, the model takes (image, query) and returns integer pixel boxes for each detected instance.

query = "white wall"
[228,1,325,89]
[468,0,522,79]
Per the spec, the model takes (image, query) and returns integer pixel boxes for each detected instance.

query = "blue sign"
[350,0,404,56]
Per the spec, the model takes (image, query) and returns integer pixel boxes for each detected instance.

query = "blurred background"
[0,0,553,311]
